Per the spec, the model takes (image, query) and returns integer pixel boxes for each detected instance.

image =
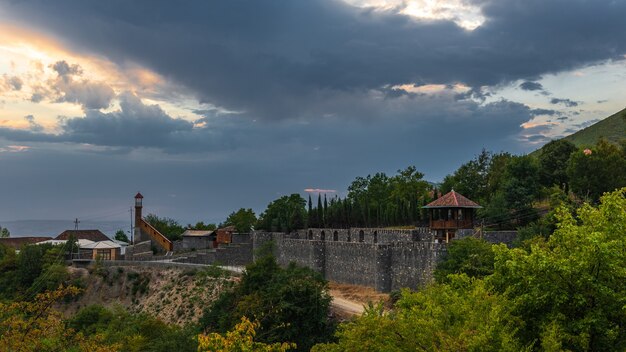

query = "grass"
[562,107,626,147]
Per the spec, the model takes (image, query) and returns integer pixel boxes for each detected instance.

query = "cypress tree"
[317,194,323,228]
[323,194,328,227]
[308,194,313,227]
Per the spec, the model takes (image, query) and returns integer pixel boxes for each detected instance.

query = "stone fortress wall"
[253,228,447,292]
[152,227,514,292]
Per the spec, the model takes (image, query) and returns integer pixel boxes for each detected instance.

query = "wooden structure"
[423,190,481,243]
[216,226,236,245]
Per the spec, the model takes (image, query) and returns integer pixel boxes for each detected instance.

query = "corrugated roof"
[80,240,121,250]
[423,190,482,208]
[181,230,214,237]
[55,230,110,242]
[39,239,95,247]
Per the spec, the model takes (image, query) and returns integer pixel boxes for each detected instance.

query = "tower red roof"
[423,190,481,208]
[135,192,144,199]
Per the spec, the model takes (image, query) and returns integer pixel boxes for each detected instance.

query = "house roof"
[423,190,482,209]
[55,230,110,242]
[217,226,236,232]
[181,230,214,237]
[0,237,51,249]
[38,239,95,247]
[80,240,121,250]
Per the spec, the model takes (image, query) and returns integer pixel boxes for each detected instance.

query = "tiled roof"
[0,237,51,249]
[423,190,481,208]
[55,230,110,242]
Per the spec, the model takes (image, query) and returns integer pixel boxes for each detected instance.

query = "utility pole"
[129,207,134,244]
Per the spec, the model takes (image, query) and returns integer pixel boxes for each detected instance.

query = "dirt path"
[330,294,365,316]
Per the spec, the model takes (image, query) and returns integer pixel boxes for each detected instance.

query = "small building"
[181,229,216,250]
[79,240,122,260]
[55,229,110,242]
[216,226,236,245]
[423,190,482,243]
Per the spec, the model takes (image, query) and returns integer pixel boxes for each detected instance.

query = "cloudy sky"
[0,0,625,225]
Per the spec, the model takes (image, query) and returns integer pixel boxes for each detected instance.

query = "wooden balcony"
[430,219,474,230]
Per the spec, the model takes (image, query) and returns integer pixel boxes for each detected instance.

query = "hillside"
[562,107,626,147]
[61,265,237,325]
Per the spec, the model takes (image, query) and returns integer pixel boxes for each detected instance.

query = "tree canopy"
[201,254,333,351]
[224,208,257,233]
[144,213,185,241]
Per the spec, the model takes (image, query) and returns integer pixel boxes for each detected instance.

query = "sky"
[0,0,625,225]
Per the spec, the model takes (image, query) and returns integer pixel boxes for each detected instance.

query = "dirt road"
[330,294,365,317]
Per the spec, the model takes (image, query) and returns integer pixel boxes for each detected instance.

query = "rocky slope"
[62,264,238,325]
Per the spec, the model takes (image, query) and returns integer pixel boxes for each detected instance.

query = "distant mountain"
[562,107,626,147]
[0,220,129,238]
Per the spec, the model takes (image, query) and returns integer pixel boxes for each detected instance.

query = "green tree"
[537,139,576,189]
[313,275,527,352]
[434,238,495,283]
[0,225,9,238]
[201,254,333,351]
[440,149,492,203]
[114,229,130,243]
[224,208,257,233]
[189,221,217,231]
[144,214,185,241]
[489,188,626,350]
[257,194,307,233]
[484,155,541,228]
[567,139,626,201]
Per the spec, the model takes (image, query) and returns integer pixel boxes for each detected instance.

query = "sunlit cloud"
[343,0,485,30]
[304,188,337,194]
[391,83,471,95]
[0,145,31,153]
[0,22,190,131]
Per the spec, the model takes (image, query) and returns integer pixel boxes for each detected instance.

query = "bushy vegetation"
[317,188,626,351]
[200,251,334,351]
[69,304,198,352]
[0,241,79,300]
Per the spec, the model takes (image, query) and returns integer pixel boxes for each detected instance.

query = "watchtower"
[422,190,481,242]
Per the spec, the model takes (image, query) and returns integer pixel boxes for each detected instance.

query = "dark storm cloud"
[550,98,580,107]
[530,108,557,116]
[23,115,43,132]
[0,96,533,222]
[520,81,544,91]
[2,0,625,120]
[0,91,533,156]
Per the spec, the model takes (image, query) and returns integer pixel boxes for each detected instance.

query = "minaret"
[134,192,144,244]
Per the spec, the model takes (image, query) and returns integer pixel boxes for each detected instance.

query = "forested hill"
[562,107,626,147]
